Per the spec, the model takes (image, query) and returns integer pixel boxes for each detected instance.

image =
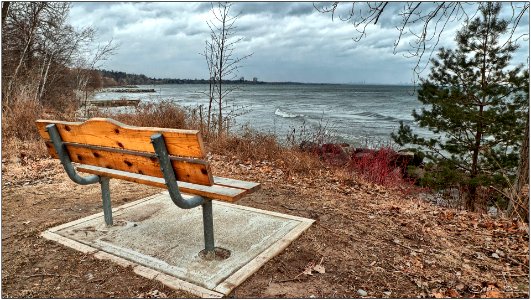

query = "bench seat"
[77,164,259,202]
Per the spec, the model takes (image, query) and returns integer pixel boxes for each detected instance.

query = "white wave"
[274,108,304,118]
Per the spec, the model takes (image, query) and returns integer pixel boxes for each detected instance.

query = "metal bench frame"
[46,124,216,255]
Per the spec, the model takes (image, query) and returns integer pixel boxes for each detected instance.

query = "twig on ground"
[18,273,81,278]
[501,273,528,277]
[275,277,302,283]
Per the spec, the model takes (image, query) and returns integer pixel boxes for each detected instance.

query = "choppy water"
[94,83,435,146]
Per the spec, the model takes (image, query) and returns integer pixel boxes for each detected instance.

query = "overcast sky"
[69,2,529,84]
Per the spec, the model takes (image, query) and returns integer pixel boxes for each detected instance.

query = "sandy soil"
[1,155,529,298]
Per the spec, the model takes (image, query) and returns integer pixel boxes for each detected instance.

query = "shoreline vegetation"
[106,88,156,93]
[2,99,525,215]
[89,99,141,107]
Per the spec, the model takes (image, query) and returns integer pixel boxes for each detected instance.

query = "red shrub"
[348,147,407,187]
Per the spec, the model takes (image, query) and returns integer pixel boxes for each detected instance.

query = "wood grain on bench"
[43,141,213,186]
[36,118,206,158]
[36,118,213,186]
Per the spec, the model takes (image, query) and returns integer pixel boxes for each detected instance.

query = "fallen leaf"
[447,289,460,298]
[433,292,445,298]
[303,262,315,276]
[313,264,325,274]
[485,290,501,298]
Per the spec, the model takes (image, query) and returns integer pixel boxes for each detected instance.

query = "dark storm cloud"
[68,2,529,84]
[233,2,314,17]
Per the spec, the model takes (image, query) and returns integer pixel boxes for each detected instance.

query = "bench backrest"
[36,118,214,186]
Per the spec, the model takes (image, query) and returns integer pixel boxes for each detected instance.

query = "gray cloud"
[69,2,529,84]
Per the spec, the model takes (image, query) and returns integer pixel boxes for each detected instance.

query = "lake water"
[94,84,435,147]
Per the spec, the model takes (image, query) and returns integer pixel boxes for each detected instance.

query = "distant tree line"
[98,69,262,87]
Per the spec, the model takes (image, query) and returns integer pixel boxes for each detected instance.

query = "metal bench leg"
[100,176,113,226]
[199,199,231,260]
[202,199,215,252]
[151,133,230,260]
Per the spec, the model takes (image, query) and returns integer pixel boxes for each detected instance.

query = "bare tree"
[203,2,252,137]
[35,4,86,102]
[2,2,49,105]
[203,37,217,138]
[2,2,117,114]
[72,37,118,117]
[314,2,529,80]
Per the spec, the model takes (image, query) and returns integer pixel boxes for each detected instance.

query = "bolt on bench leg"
[100,176,113,226]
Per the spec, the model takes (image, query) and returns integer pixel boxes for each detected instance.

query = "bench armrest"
[46,124,100,185]
[151,133,205,209]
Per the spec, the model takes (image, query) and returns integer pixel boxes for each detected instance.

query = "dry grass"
[2,99,44,142]
[1,98,77,160]
[208,126,282,161]
[95,101,189,129]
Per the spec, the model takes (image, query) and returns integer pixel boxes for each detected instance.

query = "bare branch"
[314,2,529,82]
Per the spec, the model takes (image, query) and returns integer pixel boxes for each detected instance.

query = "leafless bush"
[208,125,282,161]
[286,116,338,147]
[96,101,189,129]
[1,93,77,159]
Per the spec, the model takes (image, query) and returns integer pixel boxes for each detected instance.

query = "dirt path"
[2,156,529,298]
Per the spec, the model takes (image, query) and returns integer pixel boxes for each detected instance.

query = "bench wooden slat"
[43,141,214,186]
[45,141,207,165]
[36,118,206,158]
[77,165,253,202]
[212,176,261,192]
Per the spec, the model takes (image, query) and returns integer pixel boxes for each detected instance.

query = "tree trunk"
[217,4,227,137]
[509,116,529,221]
[6,27,35,105]
[468,104,484,211]
[5,3,45,105]
[37,52,54,102]
[199,105,204,135]
[467,15,490,212]
[2,2,9,28]
[466,185,477,211]
[207,82,213,138]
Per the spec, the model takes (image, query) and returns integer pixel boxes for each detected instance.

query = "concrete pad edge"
[214,200,314,223]
[41,230,99,254]
[213,218,314,295]
[134,265,224,298]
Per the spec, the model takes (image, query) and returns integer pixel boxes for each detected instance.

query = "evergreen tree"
[392,2,529,211]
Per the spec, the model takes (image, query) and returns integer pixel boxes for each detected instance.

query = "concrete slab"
[42,192,314,297]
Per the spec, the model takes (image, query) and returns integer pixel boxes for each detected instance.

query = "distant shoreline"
[133,81,415,87]
[99,69,414,88]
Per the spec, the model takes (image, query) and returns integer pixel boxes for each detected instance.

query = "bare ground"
[1,155,529,298]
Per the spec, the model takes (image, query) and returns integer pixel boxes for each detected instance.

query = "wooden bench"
[36,118,260,258]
